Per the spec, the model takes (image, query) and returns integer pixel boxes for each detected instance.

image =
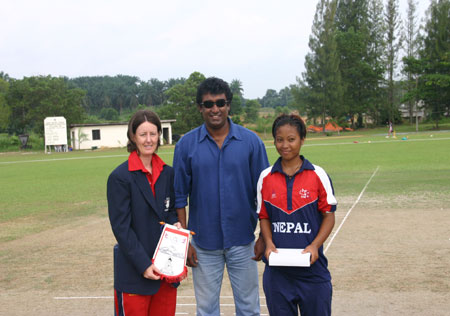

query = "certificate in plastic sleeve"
[152,224,190,282]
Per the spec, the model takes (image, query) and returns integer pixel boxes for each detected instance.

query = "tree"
[414,0,450,127]
[244,99,261,123]
[230,79,244,98]
[260,89,279,108]
[100,107,119,121]
[384,0,403,123]
[0,78,10,131]
[291,79,314,119]
[365,0,387,125]
[230,94,243,115]
[158,72,206,134]
[402,0,421,124]
[336,0,389,128]
[7,76,85,135]
[229,79,244,115]
[304,0,343,131]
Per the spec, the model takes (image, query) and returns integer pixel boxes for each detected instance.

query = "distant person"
[388,121,393,138]
[173,77,269,316]
[107,110,181,316]
[258,114,337,316]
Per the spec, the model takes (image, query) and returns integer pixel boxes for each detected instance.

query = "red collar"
[128,150,165,176]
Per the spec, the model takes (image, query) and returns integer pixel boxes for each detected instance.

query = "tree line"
[0,0,448,137]
[300,0,449,129]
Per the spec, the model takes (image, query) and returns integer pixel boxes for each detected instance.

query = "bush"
[100,108,119,121]
[0,133,44,151]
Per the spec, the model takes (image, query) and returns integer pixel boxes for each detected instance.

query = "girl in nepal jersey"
[257,114,337,316]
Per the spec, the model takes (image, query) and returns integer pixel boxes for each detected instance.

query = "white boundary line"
[265,136,450,149]
[2,136,449,165]
[0,151,172,165]
[53,295,266,300]
[324,166,380,254]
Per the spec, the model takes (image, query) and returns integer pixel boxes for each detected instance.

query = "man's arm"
[177,207,198,267]
[176,207,187,229]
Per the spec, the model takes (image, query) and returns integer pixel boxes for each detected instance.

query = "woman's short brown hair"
[127,110,162,153]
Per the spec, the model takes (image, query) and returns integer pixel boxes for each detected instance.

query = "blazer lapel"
[132,172,164,220]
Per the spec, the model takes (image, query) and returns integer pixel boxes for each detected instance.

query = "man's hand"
[252,235,266,261]
[186,244,198,267]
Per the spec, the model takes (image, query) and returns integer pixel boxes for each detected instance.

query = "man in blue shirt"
[173,77,269,316]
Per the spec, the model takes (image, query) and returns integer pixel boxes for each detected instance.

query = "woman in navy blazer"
[107,110,180,316]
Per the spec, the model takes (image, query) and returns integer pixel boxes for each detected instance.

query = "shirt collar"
[128,150,166,173]
[271,155,314,175]
[198,118,242,142]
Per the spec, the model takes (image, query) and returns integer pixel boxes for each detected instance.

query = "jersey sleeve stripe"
[256,166,272,214]
[312,164,337,206]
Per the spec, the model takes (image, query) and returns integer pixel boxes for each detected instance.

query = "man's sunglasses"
[200,99,229,108]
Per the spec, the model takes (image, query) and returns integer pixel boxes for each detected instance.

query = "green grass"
[1,131,449,241]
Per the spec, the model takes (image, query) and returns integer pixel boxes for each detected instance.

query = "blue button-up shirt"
[173,119,269,250]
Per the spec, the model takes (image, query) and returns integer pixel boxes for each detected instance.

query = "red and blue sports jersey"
[257,156,337,282]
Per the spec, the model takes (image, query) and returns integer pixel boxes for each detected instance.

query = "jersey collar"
[271,155,314,175]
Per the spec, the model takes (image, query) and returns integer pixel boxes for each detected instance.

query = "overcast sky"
[1,0,430,99]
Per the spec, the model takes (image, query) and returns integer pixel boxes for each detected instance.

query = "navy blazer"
[107,159,178,295]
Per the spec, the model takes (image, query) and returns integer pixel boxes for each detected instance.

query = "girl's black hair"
[127,110,162,153]
[272,114,307,139]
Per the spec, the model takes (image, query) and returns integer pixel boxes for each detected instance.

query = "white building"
[70,120,176,150]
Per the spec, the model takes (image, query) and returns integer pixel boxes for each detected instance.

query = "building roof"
[70,119,176,128]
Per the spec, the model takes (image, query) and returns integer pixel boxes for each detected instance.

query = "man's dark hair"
[127,110,162,153]
[196,77,233,105]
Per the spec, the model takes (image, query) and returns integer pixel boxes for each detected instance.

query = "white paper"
[153,224,190,276]
[268,248,311,267]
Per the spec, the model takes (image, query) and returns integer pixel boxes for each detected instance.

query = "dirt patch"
[1,198,449,315]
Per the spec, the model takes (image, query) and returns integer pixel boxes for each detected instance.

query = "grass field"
[1,129,449,315]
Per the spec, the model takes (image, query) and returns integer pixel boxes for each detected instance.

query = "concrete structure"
[69,120,176,150]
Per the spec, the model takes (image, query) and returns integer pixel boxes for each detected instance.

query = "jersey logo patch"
[299,189,310,199]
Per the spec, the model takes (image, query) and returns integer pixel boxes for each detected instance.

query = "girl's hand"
[264,243,278,261]
[173,222,182,229]
[143,264,161,280]
[302,244,319,264]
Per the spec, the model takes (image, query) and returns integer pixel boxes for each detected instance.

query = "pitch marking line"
[324,166,380,254]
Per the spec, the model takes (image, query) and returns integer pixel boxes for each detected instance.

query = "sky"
[1,0,430,99]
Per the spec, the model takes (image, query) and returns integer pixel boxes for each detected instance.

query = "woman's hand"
[142,264,161,280]
[302,244,319,264]
[173,222,182,229]
[264,242,278,261]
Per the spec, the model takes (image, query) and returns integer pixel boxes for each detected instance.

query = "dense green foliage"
[5,76,85,135]
[1,0,448,140]
[403,0,450,129]
[298,0,449,129]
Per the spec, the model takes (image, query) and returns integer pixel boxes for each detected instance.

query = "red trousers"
[114,281,177,316]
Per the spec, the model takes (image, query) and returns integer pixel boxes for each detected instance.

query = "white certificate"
[268,248,311,267]
[152,224,190,281]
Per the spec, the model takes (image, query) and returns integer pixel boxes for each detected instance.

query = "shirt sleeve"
[314,165,337,213]
[257,167,272,219]
[250,136,270,193]
[173,139,191,209]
